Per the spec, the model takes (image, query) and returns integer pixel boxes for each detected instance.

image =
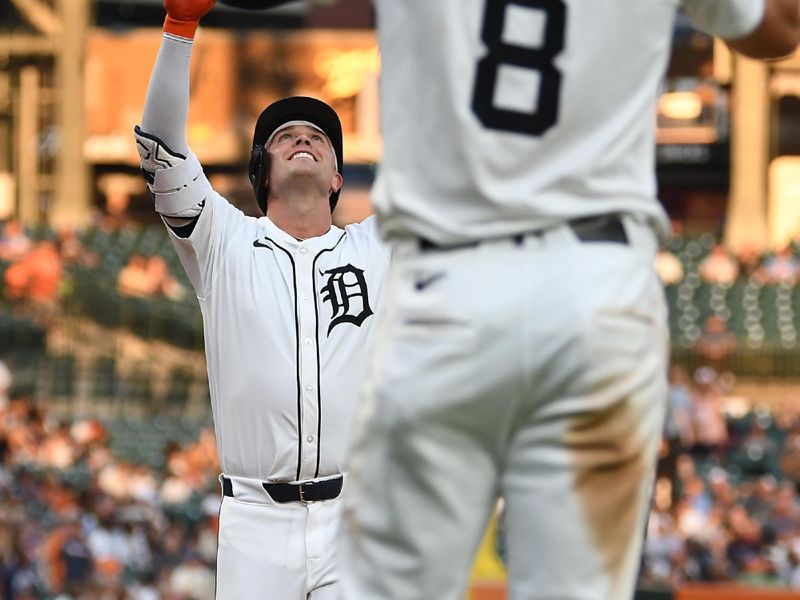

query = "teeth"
[291,152,315,161]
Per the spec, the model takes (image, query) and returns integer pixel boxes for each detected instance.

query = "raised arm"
[683,0,799,60]
[141,0,215,152]
[134,0,217,228]
[726,0,799,59]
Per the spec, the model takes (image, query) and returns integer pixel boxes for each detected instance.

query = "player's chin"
[283,170,332,195]
[290,163,337,184]
[285,161,322,177]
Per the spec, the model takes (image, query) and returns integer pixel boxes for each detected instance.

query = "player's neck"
[267,195,332,241]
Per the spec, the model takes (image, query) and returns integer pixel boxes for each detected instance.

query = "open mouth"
[290,151,317,162]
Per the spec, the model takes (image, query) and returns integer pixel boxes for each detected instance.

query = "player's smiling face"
[269,125,336,172]
[266,124,341,198]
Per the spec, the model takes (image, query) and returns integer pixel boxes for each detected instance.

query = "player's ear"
[330,172,343,195]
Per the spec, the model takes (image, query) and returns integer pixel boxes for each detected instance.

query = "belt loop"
[221,475,233,498]
[568,214,628,245]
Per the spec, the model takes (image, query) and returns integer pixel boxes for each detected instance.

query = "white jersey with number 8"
[372,0,764,245]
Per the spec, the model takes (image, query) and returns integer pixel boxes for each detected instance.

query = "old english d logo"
[321,264,373,335]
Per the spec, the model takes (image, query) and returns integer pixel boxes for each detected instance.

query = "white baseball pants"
[341,216,669,600]
[216,475,341,600]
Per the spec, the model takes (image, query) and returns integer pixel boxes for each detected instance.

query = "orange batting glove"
[163,0,216,39]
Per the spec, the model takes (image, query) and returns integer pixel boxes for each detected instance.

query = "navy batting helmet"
[249,96,344,215]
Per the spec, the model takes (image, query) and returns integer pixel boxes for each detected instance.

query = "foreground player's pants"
[341,217,668,600]
[216,475,340,600]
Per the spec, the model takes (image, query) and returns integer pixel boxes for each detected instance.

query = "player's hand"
[163,0,216,39]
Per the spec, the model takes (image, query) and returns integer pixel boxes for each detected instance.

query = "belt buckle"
[298,482,311,504]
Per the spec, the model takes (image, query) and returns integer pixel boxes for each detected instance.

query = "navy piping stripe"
[311,231,347,478]
[214,492,224,599]
[266,237,303,481]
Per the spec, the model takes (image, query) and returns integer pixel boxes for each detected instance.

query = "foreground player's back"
[372,0,764,245]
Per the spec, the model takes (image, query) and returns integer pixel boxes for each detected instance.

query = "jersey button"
[302,293,310,300]
[299,247,309,255]
[305,385,313,393]
[306,435,315,443]
[304,337,313,346]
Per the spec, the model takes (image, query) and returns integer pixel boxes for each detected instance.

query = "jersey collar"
[259,216,344,249]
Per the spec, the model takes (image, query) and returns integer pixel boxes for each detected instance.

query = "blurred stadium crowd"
[5,217,800,596]
[0,385,221,599]
[641,365,800,589]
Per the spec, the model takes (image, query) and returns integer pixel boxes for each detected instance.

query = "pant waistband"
[221,474,344,504]
[419,214,629,252]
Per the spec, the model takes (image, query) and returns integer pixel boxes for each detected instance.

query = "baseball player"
[132,1,389,598]
[340,2,799,600]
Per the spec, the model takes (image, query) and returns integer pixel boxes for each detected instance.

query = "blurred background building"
[3,2,800,599]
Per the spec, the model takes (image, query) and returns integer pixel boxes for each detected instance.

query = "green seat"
[49,353,76,398]
[164,367,193,413]
[91,356,119,399]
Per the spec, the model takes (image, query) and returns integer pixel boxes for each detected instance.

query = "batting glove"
[163,0,216,39]
[134,126,210,217]
[134,126,186,186]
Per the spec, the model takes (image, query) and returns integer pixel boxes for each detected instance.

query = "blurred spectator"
[1,528,47,599]
[117,254,152,298]
[3,241,63,315]
[700,244,739,284]
[38,423,76,470]
[766,482,798,539]
[56,228,99,269]
[756,246,800,285]
[0,359,11,411]
[691,367,728,457]
[42,520,93,595]
[169,550,215,600]
[738,422,780,478]
[0,219,33,262]
[780,426,800,493]
[660,366,695,488]
[736,243,764,280]
[146,255,185,301]
[117,254,184,301]
[666,366,696,448]
[656,248,684,285]
[725,504,765,578]
[97,174,139,232]
[695,316,737,371]
[708,467,736,512]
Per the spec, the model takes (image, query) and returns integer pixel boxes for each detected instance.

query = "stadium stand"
[6,220,800,597]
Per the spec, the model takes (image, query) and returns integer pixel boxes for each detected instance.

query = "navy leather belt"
[419,214,628,252]
[221,475,343,504]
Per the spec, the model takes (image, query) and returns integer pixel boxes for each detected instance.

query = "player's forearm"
[726,0,799,59]
[140,33,193,156]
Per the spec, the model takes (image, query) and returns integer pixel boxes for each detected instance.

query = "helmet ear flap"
[249,145,270,214]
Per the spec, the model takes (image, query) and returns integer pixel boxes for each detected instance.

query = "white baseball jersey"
[164,184,389,483]
[341,2,767,599]
[372,0,765,245]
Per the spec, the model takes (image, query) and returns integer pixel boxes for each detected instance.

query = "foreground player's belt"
[221,475,343,504]
[419,214,628,252]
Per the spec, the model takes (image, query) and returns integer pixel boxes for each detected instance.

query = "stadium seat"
[91,356,119,400]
